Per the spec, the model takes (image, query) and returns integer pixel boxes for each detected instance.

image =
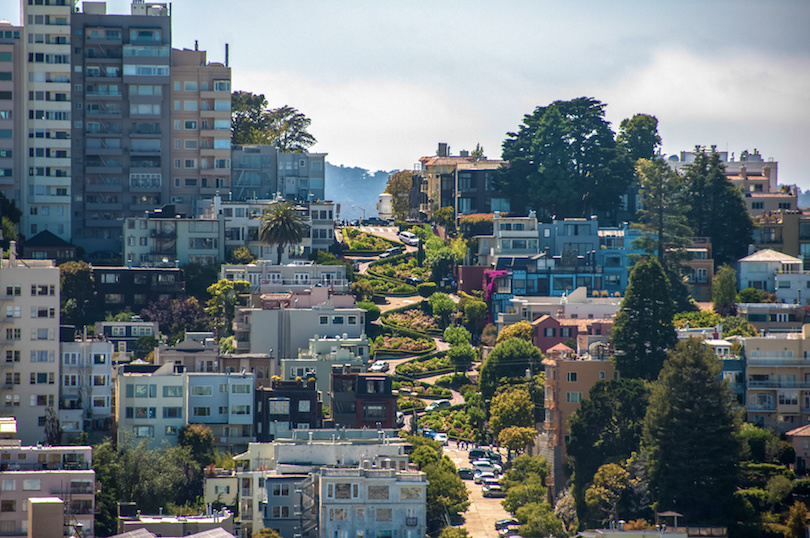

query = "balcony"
[748,380,810,389]
[406,517,418,526]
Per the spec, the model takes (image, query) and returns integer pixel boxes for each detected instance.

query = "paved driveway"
[444,444,512,538]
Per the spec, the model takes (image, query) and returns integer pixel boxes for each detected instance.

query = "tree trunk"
[277,244,283,265]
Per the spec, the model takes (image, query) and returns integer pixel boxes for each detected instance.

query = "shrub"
[417,282,437,298]
[358,301,380,330]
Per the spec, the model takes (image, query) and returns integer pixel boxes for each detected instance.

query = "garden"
[395,351,454,376]
[373,334,435,354]
[394,378,452,399]
[383,307,441,334]
[369,255,432,282]
[360,277,417,296]
[342,228,400,253]
[418,408,476,441]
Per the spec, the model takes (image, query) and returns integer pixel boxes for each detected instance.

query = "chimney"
[194,40,198,51]
[8,241,16,266]
[437,143,448,157]
[225,43,229,67]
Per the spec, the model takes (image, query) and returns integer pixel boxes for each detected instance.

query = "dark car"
[457,467,475,480]
[405,276,422,286]
[362,217,386,226]
[495,518,520,530]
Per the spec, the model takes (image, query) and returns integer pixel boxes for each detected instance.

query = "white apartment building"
[198,195,336,262]
[21,0,73,240]
[116,362,255,452]
[123,212,225,267]
[231,430,416,537]
[0,247,60,444]
[281,334,370,407]
[59,338,113,440]
[475,210,539,266]
[221,261,349,293]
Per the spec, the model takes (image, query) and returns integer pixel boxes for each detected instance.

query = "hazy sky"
[9,1,810,187]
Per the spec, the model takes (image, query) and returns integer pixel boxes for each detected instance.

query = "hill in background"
[326,163,395,221]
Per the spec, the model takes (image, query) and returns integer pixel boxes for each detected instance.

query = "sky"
[8,0,810,187]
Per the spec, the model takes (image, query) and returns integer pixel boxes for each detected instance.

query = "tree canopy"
[479,337,543,399]
[712,264,738,317]
[259,202,307,264]
[681,146,754,268]
[616,113,661,162]
[498,97,634,219]
[488,387,534,436]
[611,256,676,380]
[231,91,316,152]
[644,338,741,523]
[384,170,413,221]
[59,261,96,327]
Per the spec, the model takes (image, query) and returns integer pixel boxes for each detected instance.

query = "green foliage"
[259,202,307,264]
[585,463,630,526]
[434,206,456,231]
[448,342,476,371]
[480,337,542,400]
[205,279,250,337]
[427,247,457,284]
[438,527,469,538]
[489,387,534,436]
[132,336,157,360]
[765,475,792,507]
[141,296,209,343]
[180,263,221,303]
[429,292,455,327]
[60,261,97,327]
[499,426,537,455]
[178,424,216,467]
[350,280,374,302]
[463,300,487,329]
[0,217,17,251]
[501,454,551,514]
[617,114,661,162]
[497,320,533,343]
[713,264,738,316]
[444,326,471,346]
[567,379,650,521]
[787,502,808,538]
[612,256,676,380]
[737,287,765,304]
[417,282,437,297]
[515,502,566,538]
[682,146,754,268]
[498,97,633,219]
[357,301,380,331]
[231,92,316,151]
[644,338,741,523]
[385,170,414,221]
[219,336,235,354]
[480,323,498,346]
[673,309,721,329]
[254,528,283,538]
[396,352,453,376]
[228,246,256,265]
[722,315,758,338]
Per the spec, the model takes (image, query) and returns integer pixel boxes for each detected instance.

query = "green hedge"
[380,302,444,337]
[394,351,454,377]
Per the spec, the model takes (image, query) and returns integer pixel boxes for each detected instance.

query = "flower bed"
[394,379,452,399]
[343,229,398,253]
[385,309,440,333]
[418,409,475,440]
[373,335,435,354]
[397,395,426,412]
[363,278,417,296]
[369,256,432,282]
[395,352,453,376]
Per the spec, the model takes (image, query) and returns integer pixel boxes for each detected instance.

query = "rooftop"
[739,249,802,263]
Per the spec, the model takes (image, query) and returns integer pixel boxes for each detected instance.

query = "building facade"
[91,265,184,315]
[0,22,23,212]
[0,249,60,444]
[231,144,326,202]
[59,337,113,441]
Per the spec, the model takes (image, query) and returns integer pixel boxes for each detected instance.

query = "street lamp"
[352,205,366,222]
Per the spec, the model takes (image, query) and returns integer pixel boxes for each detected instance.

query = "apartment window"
[214,485,230,495]
[184,120,197,130]
[299,400,311,412]
[319,316,328,325]
[368,485,389,499]
[376,508,392,521]
[133,426,154,437]
[272,484,290,496]
[93,375,107,386]
[94,354,107,364]
[268,399,290,415]
[193,407,211,417]
[566,392,582,403]
[22,480,40,491]
[5,286,20,296]
[163,407,182,418]
[214,80,230,92]
[5,328,20,340]
[6,351,19,363]
[5,306,20,318]
[567,372,578,382]
[183,81,198,92]
[329,508,346,521]
[192,385,213,396]
[1,480,14,491]
[93,397,107,408]
[544,328,555,337]
[231,405,250,415]
[231,384,250,394]
[63,374,78,387]
[0,500,15,512]
[166,426,177,435]
[163,385,182,397]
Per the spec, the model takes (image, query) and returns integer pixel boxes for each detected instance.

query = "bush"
[418,282,437,298]
[358,301,380,330]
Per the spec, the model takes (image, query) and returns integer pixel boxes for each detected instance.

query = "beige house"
[744,325,810,433]
[541,345,616,494]
[0,248,60,444]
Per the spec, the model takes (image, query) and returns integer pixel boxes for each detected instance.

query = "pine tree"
[644,339,740,523]
[611,257,676,380]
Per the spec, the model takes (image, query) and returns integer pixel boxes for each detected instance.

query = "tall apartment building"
[168,48,231,216]
[0,246,60,444]
[59,337,113,442]
[0,23,23,209]
[20,0,73,241]
[70,0,172,254]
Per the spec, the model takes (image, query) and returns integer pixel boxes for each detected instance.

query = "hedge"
[380,302,444,337]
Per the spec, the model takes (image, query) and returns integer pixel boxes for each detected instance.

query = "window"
[299,400,311,412]
[231,384,250,394]
[163,407,182,418]
[214,80,230,92]
[332,316,344,325]
[193,407,211,416]
[368,485,389,499]
[22,479,40,491]
[0,500,15,512]
[93,354,107,364]
[184,120,197,130]
[1,480,14,491]
[272,484,290,496]
[544,328,556,337]
[163,385,182,397]
[268,399,290,414]
[231,404,250,415]
[191,385,213,396]
[133,426,154,437]
[214,485,230,494]
[566,372,578,382]
[319,316,328,325]
[566,392,582,403]
[401,486,421,499]
[329,508,346,521]
[376,507,392,521]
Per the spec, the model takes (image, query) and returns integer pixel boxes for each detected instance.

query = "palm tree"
[258,202,307,264]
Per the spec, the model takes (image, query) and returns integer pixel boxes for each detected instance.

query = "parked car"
[424,399,452,412]
[458,467,475,480]
[370,360,390,372]
[434,433,449,446]
[469,448,502,464]
[495,519,520,531]
[396,411,405,427]
[379,246,402,259]
[472,459,502,473]
[473,471,497,484]
[499,527,522,537]
[482,484,506,498]
[405,276,422,286]
[398,231,419,246]
[363,217,387,226]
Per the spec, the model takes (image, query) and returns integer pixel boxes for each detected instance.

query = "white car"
[474,470,497,484]
[398,231,419,246]
[472,460,502,474]
[370,360,390,372]
[434,433,449,446]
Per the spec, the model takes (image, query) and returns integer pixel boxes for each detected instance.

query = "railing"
[748,380,810,389]
[241,488,252,497]
[406,517,418,526]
